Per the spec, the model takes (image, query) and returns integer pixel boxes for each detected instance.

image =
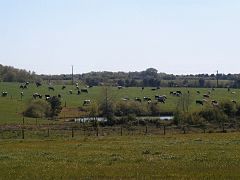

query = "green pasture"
[0,133,239,179]
[0,82,240,124]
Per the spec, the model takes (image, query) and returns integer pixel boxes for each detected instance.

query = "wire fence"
[0,123,239,140]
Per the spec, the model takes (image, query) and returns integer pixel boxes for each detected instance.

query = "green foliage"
[47,96,62,117]
[219,101,236,117]
[24,100,51,118]
[115,101,148,116]
[0,64,36,82]
[148,102,161,116]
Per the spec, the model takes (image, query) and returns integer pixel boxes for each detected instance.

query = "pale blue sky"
[0,0,240,75]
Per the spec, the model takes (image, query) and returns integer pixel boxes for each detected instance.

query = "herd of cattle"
[1,82,238,107]
[1,82,92,106]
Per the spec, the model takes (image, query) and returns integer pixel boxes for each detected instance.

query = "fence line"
[0,123,239,140]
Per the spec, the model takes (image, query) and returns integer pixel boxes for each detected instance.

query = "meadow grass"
[0,133,239,179]
[0,82,240,124]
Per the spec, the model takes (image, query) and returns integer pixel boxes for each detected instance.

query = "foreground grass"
[0,133,240,179]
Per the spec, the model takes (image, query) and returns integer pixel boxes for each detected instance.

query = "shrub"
[24,100,51,118]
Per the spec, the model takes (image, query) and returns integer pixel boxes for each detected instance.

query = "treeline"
[2,64,240,88]
[42,68,240,88]
[0,64,36,82]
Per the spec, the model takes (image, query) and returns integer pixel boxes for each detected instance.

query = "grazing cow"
[208,91,211,95]
[48,87,55,91]
[135,97,142,103]
[69,90,73,94]
[58,94,61,98]
[147,100,152,104]
[20,92,24,96]
[197,91,200,94]
[36,82,42,87]
[176,91,182,95]
[142,87,144,90]
[83,100,91,106]
[212,100,218,106]
[196,100,204,105]
[76,86,80,90]
[26,82,29,85]
[157,96,166,103]
[157,86,160,89]
[232,100,237,104]
[170,91,174,95]
[231,92,236,94]
[62,86,66,90]
[77,90,81,95]
[20,84,28,89]
[228,87,230,92]
[45,94,50,100]
[33,93,42,99]
[202,99,208,103]
[151,88,157,91]
[118,86,123,89]
[81,88,88,93]
[2,92,8,97]
[144,97,151,101]
[121,97,129,101]
[212,88,215,91]
[203,94,210,98]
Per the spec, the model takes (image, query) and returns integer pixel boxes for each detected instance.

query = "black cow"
[81,88,88,93]
[232,100,237,104]
[157,96,166,103]
[36,82,42,87]
[2,92,8,97]
[135,97,142,103]
[176,91,182,95]
[83,100,91,106]
[203,94,210,98]
[77,90,81,95]
[48,87,55,91]
[69,90,73,94]
[212,100,218,106]
[45,94,51,100]
[62,86,66,90]
[196,100,203,105]
[33,93,42,99]
[144,97,151,101]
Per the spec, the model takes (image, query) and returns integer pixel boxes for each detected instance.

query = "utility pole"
[216,70,219,88]
[72,65,74,85]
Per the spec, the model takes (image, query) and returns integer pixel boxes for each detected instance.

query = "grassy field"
[0,82,240,124]
[0,133,239,179]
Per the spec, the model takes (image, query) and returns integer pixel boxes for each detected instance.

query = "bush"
[24,100,51,118]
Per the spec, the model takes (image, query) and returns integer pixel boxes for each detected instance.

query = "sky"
[0,0,240,75]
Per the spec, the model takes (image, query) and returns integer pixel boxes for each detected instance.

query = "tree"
[47,96,62,118]
[199,78,205,87]
[99,87,115,121]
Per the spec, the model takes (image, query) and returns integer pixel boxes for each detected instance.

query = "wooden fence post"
[163,125,166,135]
[47,129,50,137]
[22,117,25,124]
[22,129,25,139]
[145,126,148,135]
[72,128,74,138]
[121,126,123,136]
